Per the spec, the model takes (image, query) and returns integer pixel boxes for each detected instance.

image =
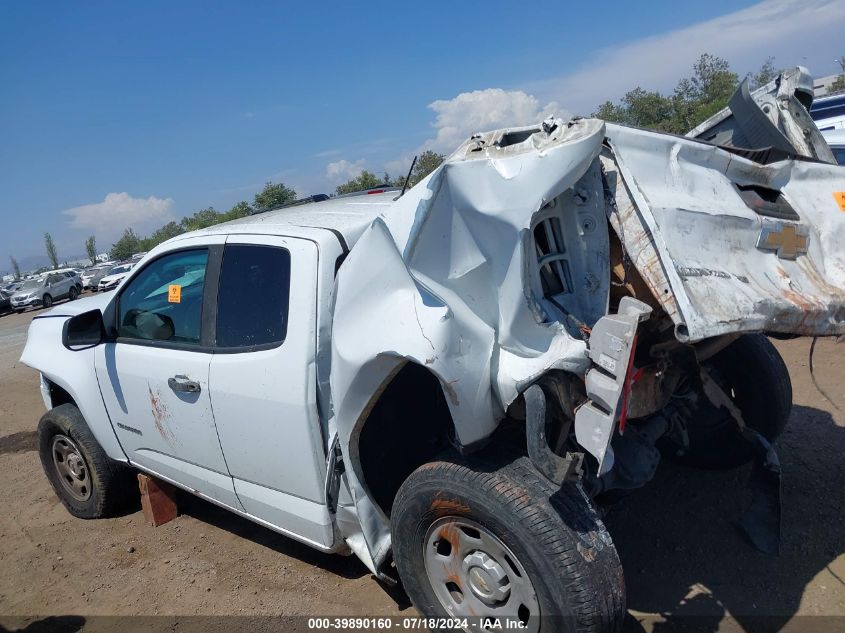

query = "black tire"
[15,309,24,314]
[38,403,136,518]
[658,334,792,469]
[392,451,625,633]
[42,293,53,308]
[69,286,79,300]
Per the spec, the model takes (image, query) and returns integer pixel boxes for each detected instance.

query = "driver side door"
[95,236,242,510]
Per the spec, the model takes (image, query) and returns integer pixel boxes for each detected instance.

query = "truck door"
[209,235,333,549]
[95,235,242,510]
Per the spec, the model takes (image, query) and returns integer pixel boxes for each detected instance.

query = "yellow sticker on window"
[834,192,845,212]
[168,284,181,304]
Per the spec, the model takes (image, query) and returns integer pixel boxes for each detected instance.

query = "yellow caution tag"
[834,192,845,212]
[168,284,181,304]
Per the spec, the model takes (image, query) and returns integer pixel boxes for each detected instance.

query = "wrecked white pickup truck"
[20,67,845,632]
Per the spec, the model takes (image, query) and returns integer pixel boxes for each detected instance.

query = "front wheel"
[38,404,137,518]
[392,453,625,632]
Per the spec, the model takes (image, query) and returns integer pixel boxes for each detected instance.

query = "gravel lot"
[1,298,844,632]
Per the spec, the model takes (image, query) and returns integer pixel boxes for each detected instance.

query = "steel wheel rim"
[51,434,91,501]
[423,516,540,632]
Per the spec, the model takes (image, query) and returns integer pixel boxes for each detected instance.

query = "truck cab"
[21,196,393,552]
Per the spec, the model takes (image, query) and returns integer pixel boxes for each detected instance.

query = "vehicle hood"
[99,273,127,284]
[39,292,111,318]
[11,287,43,299]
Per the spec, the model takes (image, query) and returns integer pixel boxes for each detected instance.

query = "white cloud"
[64,192,175,244]
[318,0,845,195]
[527,0,845,114]
[325,158,367,183]
[423,88,561,153]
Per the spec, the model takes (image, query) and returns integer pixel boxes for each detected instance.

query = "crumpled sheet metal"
[331,118,604,448]
[605,123,845,342]
[328,118,605,568]
[687,66,835,164]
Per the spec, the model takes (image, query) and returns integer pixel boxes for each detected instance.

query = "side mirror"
[62,309,105,350]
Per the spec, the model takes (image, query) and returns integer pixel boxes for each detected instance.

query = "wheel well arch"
[45,377,76,409]
[352,362,456,517]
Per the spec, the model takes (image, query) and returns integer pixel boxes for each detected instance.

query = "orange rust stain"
[431,497,470,515]
[577,541,596,562]
[443,566,462,589]
[780,288,815,313]
[148,385,176,444]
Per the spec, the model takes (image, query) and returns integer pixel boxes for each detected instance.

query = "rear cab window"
[216,244,291,350]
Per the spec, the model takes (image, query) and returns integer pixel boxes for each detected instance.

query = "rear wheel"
[42,294,53,308]
[68,286,79,301]
[392,451,625,632]
[658,334,792,469]
[38,404,137,518]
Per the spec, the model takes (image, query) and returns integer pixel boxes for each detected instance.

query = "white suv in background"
[10,272,81,312]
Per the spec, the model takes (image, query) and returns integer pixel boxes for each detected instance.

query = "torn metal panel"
[574,297,651,474]
[330,118,607,566]
[605,122,845,341]
[331,117,605,449]
[688,66,835,164]
[329,108,845,568]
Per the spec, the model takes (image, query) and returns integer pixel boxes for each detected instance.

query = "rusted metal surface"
[605,123,845,342]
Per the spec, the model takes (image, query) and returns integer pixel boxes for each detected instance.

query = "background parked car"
[0,290,11,315]
[88,264,118,291]
[81,264,113,290]
[97,263,135,292]
[10,272,81,312]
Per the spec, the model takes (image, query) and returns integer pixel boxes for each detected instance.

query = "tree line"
[109,151,446,261]
[8,53,844,279]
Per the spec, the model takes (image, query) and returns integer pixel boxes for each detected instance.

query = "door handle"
[168,375,201,393]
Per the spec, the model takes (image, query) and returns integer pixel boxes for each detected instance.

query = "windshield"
[20,279,43,290]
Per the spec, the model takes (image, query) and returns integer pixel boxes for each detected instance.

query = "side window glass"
[117,249,208,344]
[216,245,290,348]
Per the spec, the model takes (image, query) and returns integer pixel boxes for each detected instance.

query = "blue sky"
[2,0,845,270]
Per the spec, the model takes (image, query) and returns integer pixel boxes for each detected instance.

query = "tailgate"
[603,123,845,342]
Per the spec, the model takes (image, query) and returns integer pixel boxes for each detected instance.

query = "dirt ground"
[1,298,844,632]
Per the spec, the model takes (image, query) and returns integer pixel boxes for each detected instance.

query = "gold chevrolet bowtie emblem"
[756,221,809,260]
